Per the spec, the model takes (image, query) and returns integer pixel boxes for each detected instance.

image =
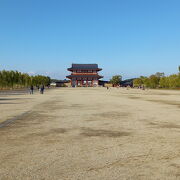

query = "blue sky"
[0,0,180,80]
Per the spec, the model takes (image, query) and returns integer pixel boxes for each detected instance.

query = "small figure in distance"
[40,85,45,94]
[30,85,34,94]
[142,85,145,90]
[126,85,130,90]
[107,86,109,90]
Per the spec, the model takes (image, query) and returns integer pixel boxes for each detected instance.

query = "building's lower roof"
[66,74,103,79]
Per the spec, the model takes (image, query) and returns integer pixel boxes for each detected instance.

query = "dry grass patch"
[80,127,131,138]
[128,96,142,99]
[22,128,68,140]
[149,122,180,129]
[94,111,130,119]
[147,99,180,107]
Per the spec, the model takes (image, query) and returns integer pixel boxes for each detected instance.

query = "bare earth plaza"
[1,1,180,179]
[1,87,180,179]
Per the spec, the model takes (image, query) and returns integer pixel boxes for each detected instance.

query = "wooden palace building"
[66,64,103,87]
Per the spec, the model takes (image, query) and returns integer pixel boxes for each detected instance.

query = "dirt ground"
[0,87,180,180]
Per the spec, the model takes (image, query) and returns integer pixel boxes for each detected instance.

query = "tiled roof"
[66,74,103,79]
[71,64,99,69]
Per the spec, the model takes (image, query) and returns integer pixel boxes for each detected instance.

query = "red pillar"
[80,78,82,86]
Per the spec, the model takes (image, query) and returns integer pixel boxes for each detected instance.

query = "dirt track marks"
[80,127,131,138]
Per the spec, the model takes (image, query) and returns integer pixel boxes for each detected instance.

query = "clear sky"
[0,0,180,80]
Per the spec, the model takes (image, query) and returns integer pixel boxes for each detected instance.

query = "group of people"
[29,85,45,94]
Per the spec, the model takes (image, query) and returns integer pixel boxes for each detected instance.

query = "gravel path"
[0,87,180,180]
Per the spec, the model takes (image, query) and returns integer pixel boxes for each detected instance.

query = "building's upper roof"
[68,64,102,71]
[72,64,98,69]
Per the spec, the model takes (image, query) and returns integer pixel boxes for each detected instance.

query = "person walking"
[40,85,45,94]
[29,85,34,94]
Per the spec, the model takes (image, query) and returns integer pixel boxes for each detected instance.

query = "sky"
[0,0,180,80]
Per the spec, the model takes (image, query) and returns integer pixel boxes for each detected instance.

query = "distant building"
[66,64,103,87]
[50,82,57,86]
[50,80,70,87]
[121,79,135,87]
[99,80,110,87]
[100,79,135,87]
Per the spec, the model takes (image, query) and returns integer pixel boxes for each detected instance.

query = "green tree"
[110,75,122,86]
[133,78,143,87]
[159,77,169,88]
[147,75,160,88]
[155,72,165,78]
[0,70,51,89]
[168,74,180,88]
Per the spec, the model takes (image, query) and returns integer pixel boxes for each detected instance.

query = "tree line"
[133,69,180,89]
[0,70,51,89]
[110,75,122,86]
